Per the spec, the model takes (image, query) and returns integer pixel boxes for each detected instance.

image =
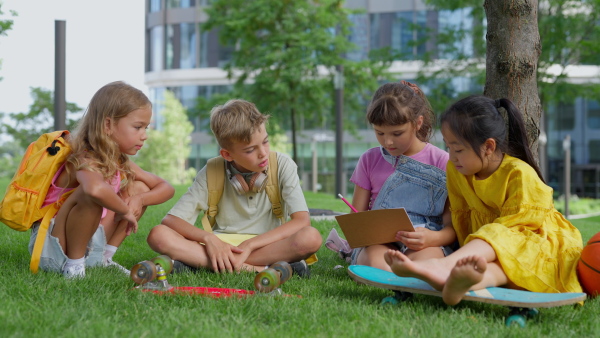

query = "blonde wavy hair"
[67,81,151,190]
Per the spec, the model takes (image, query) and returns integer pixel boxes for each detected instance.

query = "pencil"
[338,194,359,213]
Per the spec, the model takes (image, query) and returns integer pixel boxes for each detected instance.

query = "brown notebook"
[335,208,415,248]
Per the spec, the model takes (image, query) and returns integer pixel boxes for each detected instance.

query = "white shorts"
[28,220,107,273]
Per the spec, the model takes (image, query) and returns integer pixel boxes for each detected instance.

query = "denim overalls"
[350,148,454,264]
[373,154,447,229]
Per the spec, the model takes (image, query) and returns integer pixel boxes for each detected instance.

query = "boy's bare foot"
[383,249,448,291]
[442,255,486,305]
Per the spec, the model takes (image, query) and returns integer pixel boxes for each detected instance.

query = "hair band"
[400,80,421,95]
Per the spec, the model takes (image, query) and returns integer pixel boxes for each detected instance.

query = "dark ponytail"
[441,95,544,182]
[494,98,544,182]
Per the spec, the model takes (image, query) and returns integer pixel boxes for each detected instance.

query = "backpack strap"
[200,152,284,232]
[201,156,226,233]
[265,152,284,222]
[30,189,74,273]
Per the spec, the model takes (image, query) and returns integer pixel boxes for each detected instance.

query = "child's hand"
[204,234,244,273]
[231,241,254,272]
[396,228,433,251]
[124,195,144,220]
[116,210,139,235]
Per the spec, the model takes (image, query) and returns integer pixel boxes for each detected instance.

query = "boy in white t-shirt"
[147,99,322,275]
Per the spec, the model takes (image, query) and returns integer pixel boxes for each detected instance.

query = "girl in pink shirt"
[348,81,456,272]
[29,81,174,279]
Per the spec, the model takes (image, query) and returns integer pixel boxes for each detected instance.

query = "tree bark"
[483,0,542,159]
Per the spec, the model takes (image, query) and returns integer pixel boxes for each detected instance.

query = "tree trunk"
[483,0,542,160]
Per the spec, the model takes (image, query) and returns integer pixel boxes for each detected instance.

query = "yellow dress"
[447,154,583,293]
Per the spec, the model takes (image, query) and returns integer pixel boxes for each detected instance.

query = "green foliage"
[555,197,600,216]
[202,0,392,160]
[134,91,195,185]
[537,0,600,104]
[0,3,16,36]
[420,0,600,110]
[0,140,22,178]
[0,87,82,149]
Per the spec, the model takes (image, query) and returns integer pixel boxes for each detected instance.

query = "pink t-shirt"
[42,164,121,219]
[350,143,449,210]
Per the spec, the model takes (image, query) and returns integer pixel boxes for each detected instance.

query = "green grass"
[1,181,600,336]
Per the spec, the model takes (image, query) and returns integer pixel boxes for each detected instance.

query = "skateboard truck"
[130,255,174,291]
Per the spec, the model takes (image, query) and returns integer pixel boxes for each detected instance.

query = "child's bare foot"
[383,249,448,291]
[442,255,486,305]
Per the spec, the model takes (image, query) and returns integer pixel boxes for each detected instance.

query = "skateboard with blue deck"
[348,265,586,327]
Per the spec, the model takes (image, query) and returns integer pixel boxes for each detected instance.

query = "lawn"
[1,180,599,337]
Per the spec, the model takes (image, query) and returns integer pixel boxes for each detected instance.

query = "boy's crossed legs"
[147,224,322,273]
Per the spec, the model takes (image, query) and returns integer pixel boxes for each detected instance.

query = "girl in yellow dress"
[384,95,583,305]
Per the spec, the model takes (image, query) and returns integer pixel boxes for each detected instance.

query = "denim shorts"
[29,221,107,273]
[350,239,454,265]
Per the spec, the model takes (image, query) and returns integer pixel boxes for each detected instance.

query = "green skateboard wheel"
[254,268,281,293]
[151,255,173,275]
[130,260,157,284]
[270,261,293,284]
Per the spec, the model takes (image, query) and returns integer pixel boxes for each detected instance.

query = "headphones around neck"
[226,162,268,195]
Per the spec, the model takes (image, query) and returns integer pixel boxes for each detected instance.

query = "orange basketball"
[577,231,600,297]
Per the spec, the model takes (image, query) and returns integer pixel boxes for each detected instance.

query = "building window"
[437,8,475,59]
[149,26,164,72]
[181,23,197,69]
[588,99,600,129]
[548,102,575,131]
[166,25,176,69]
[347,14,369,62]
[149,87,166,130]
[149,0,162,12]
[391,11,427,59]
[200,29,234,68]
[369,10,429,60]
[167,0,195,8]
[166,23,196,69]
[167,85,232,131]
[590,140,600,163]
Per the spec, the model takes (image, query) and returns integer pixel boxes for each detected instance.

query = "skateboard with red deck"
[130,255,295,298]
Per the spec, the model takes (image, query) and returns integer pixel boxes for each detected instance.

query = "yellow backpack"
[201,151,283,232]
[0,131,74,273]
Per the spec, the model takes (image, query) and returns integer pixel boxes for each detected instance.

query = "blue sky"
[0,0,147,116]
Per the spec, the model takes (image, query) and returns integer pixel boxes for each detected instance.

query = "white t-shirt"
[168,152,308,235]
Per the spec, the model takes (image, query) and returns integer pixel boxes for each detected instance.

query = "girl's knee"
[123,180,150,198]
